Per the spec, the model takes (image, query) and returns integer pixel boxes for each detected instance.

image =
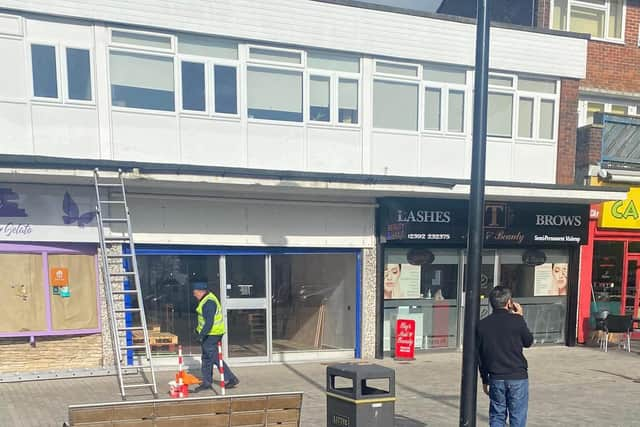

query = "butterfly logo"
[62,192,95,227]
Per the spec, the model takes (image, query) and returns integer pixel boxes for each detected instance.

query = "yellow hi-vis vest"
[196,292,225,336]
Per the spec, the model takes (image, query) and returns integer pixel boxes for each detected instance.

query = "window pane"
[518,98,534,138]
[339,79,358,124]
[66,48,91,101]
[181,62,205,111]
[423,64,466,84]
[552,0,568,30]
[611,104,627,115]
[226,255,266,299]
[247,67,302,121]
[310,75,330,122]
[609,0,623,39]
[539,99,555,140]
[249,47,301,64]
[373,80,418,131]
[111,30,172,50]
[178,33,238,59]
[110,51,174,111]
[424,87,441,130]
[376,61,418,77]
[488,92,513,137]
[518,77,556,94]
[31,44,57,98]
[272,254,357,351]
[214,65,237,114]
[570,6,605,38]
[308,49,360,73]
[448,90,465,133]
[489,75,513,87]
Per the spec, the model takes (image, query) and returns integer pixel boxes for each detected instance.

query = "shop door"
[222,255,270,362]
[625,256,640,336]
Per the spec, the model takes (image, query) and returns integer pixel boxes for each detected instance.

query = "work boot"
[192,383,213,393]
[225,378,240,389]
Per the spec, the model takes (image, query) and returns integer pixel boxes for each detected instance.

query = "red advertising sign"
[395,319,416,360]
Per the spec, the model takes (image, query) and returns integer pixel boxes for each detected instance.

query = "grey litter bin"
[326,363,395,427]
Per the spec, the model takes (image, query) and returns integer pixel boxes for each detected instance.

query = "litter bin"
[326,363,395,427]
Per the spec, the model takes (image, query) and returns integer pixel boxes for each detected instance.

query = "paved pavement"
[2,345,640,426]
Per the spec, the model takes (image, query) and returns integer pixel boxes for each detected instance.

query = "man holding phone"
[477,286,534,427]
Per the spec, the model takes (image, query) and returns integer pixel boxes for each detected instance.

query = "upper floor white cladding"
[0,0,587,183]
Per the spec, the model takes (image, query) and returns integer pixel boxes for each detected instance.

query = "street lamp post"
[459,0,491,426]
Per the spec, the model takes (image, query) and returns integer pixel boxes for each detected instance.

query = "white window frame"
[28,41,96,106]
[245,45,306,125]
[307,63,361,128]
[372,59,422,134]
[550,0,626,43]
[422,71,471,135]
[107,46,177,116]
[488,72,560,143]
[109,27,176,54]
[580,98,637,125]
[177,52,240,119]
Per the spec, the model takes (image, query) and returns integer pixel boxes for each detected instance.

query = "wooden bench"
[63,391,303,427]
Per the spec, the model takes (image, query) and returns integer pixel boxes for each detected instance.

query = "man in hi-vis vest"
[192,281,240,392]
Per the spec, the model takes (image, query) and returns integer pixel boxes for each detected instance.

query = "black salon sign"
[379,198,589,246]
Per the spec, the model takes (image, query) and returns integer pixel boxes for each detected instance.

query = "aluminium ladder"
[93,169,158,400]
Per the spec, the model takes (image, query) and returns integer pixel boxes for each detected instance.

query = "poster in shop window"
[384,263,421,299]
[534,263,568,296]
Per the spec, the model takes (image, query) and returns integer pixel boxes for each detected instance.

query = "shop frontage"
[578,187,640,343]
[0,183,105,375]
[378,198,589,356]
[130,246,362,364]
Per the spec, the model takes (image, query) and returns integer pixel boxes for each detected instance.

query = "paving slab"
[1,345,640,426]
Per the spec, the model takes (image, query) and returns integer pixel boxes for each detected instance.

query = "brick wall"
[0,334,102,373]
[536,0,550,29]
[575,124,603,182]
[557,79,580,184]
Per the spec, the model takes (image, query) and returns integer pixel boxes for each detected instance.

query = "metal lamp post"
[459,0,491,426]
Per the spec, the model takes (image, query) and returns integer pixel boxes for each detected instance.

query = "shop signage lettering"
[599,187,640,229]
[380,198,588,246]
[395,318,416,360]
[610,199,639,220]
[396,210,451,223]
[0,223,33,237]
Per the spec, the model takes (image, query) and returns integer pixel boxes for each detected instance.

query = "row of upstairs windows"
[25,27,559,141]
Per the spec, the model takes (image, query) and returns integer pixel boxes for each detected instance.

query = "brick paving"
[1,345,640,426]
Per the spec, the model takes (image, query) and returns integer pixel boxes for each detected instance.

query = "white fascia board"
[1,0,586,79]
[0,167,624,204]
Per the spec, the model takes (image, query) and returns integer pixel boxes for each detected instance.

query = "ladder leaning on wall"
[93,168,158,400]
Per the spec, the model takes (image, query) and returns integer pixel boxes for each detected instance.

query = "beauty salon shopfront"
[378,198,589,356]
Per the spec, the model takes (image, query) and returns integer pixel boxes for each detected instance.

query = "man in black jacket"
[477,286,534,427]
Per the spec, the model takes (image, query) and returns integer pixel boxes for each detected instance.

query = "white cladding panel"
[0,103,31,154]
[419,135,469,179]
[3,0,586,79]
[485,140,513,181]
[31,105,100,158]
[512,142,557,184]
[111,110,180,161]
[247,122,305,170]
[307,126,362,173]
[0,37,27,100]
[370,132,419,176]
[179,117,245,167]
[128,195,375,248]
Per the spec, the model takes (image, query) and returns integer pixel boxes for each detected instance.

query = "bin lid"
[327,363,394,378]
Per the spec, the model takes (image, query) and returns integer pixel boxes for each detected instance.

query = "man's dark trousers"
[201,335,238,386]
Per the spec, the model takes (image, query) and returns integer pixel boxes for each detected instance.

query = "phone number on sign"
[407,233,450,240]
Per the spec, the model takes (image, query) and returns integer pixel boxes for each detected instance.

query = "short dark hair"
[489,286,512,310]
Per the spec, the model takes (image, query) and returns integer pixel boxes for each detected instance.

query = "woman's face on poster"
[552,263,568,293]
[384,264,401,297]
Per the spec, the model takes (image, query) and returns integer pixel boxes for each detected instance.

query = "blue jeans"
[488,379,528,427]
[201,335,238,386]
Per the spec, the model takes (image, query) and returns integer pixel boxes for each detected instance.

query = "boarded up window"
[49,254,98,330]
[0,254,46,332]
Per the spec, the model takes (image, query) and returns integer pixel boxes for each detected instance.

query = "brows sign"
[62,192,96,227]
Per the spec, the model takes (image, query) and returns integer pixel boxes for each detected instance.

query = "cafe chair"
[592,310,609,350]
[603,314,633,353]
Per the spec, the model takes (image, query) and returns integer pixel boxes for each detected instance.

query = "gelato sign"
[0,184,98,242]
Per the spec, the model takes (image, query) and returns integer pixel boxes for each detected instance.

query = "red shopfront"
[578,202,640,344]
